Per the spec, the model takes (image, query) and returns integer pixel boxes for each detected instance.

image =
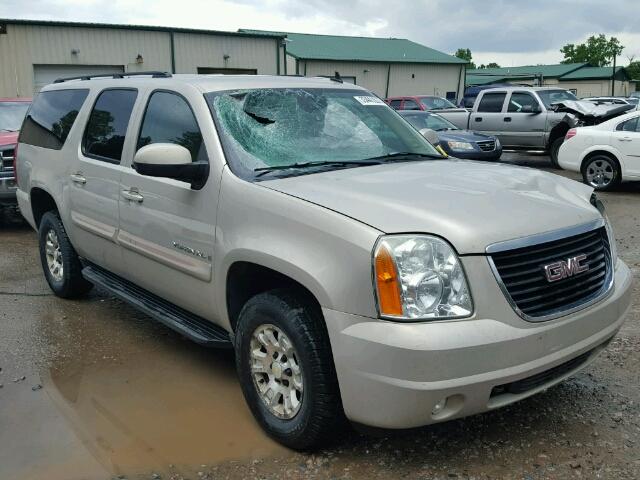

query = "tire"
[234,289,344,450]
[549,137,564,168]
[581,154,621,192]
[38,211,93,298]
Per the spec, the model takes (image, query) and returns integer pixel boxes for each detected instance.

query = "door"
[33,65,124,94]
[613,116,640,177]
[470,92,507,140]
[502,91,546,147]
[68,88,138,273]
[117,89,218,320]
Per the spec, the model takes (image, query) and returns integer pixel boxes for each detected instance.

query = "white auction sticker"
[353,96,386,106]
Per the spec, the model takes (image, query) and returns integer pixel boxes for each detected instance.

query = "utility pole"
[611,54,617,96]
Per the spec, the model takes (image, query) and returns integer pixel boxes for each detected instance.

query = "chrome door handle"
[121,189,144,203]
[70,173,86,185]
[618,137,632,141]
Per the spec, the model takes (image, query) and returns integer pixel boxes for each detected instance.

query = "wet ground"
[1,152,640,480]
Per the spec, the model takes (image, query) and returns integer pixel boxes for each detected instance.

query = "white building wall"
[557,80,632,97]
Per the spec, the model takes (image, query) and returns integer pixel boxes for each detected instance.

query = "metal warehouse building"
[241,30,467,100]
[0,19,285,97]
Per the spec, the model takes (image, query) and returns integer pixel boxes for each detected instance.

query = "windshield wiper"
[361,152,443,162]
[254,160,378,177]
[0,129,17,132]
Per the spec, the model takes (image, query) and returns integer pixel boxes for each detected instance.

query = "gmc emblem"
[543,254,589,283]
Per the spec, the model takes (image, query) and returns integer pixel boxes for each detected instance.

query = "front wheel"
[234,289,344,450]
[549,137,564,169]
[582,154,621,191]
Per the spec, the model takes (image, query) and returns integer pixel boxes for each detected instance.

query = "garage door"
[33,65,125,93]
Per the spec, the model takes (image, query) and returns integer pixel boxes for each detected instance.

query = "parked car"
[386,95,464,111]
[582,96,640,111]
[0,97,31,208]
[558,110,640,191]
[399,110,502,160]
[629,91,640,99]
[17,73,632,450]
[438,87,634,167]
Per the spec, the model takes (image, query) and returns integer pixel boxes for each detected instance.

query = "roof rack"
[53,71,172,84]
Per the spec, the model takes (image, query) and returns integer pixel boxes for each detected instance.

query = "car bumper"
[0,174,17,206]
[324,258,632,429]
[445,146,503,161]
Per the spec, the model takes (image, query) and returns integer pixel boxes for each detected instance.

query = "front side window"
[477,93,506,113]
[19,89,89,150]
[617,117,639,132]
[137,91,206,162]
[389,99,401,109]
[536,89,578,108]
[507,93,539,112]
[0,102,31,132]
[83,89,137,162]
[206,88,442,180]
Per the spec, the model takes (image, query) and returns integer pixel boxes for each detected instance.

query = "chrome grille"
[476,140,495,152]
[0,147,15,179]
[489,226,612,320]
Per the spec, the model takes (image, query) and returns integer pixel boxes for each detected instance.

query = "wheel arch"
[30,186,59,228]
[548,122,571,148]
[580,148,624,175]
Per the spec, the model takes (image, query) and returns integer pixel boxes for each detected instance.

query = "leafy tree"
[478,62,501,69]
[560,35,624,67]
[626,59,640,80]
[454,48,475,69]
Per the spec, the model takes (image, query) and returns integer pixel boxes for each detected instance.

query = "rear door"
[502,91,546,147]
[470,92,507,140]
[68,88,138,273]
[612,116,640,177]
[117,88,218,320]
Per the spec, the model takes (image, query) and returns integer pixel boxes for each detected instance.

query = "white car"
[558,110,640,191]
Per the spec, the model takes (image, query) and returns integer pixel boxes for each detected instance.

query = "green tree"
[478,62,501,69]
[626,59,640,80]
[454,48,475,69]
[560,34,624,66]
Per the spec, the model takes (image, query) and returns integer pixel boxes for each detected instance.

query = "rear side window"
[389,99,401,109]
[617,117,639,132]
[403,99,421,110]
[83,89,137,163]
[477,93,506,113]
[19,89,89,150]
[137,91,206,162]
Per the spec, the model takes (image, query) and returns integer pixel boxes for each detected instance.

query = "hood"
[551,100,634,123]
[0,131,18,146]
[437,129,494,143]
[262,160,599,254]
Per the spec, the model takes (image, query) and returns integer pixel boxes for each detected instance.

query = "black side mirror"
[133,143,210,190]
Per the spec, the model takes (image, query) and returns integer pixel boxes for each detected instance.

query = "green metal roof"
[465,74,508,85]
[240,30,466,64]
[561,66,628,81]
[467,63,587,80]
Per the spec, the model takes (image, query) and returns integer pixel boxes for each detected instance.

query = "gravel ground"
[1,152,639,480]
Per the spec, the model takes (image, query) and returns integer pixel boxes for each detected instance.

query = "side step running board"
[82,264,232,348]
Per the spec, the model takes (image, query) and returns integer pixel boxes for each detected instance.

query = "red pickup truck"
[0,98,31,209]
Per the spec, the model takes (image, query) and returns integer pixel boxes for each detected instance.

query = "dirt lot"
[1,153,639,480]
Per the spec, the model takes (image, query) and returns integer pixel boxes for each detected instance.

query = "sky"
[2,0,639,67]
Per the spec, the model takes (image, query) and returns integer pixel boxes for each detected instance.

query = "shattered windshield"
[206,88,442,180]
[537,90,578,108]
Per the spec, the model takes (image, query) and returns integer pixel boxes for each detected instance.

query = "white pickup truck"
[438,87,634,166]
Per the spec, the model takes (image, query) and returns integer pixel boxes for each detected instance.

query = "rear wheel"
[234,289,344,450]
[582,154,621,191]
[549,137,564,168]
[38,211,93,298]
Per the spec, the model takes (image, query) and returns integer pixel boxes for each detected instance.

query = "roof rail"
[53,71,172,84]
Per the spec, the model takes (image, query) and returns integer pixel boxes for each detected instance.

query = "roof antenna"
[329,71,343,83]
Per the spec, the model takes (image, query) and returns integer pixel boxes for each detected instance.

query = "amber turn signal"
[374,244,403,316]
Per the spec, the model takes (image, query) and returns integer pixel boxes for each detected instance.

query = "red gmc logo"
[543,254,589,283]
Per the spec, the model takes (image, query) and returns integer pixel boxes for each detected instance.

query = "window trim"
[477,92,507,113]
[616,116,639,132]
[81,87,139,165]
[134,88,208,166]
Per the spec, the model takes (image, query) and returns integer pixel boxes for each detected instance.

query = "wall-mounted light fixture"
[71,48,80,55]
[136,54,144,64]
[363,69,370,73]
[223,54,230,61]
[412,73,415,79]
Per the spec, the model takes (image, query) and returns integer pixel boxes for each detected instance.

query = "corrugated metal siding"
[173,32,278,74]
[388,63,462,98]
[558,80,631,97]
[303,61,389,95]
[0,23,280,97]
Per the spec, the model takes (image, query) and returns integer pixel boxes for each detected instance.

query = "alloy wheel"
[45,229,64,282]
[585,158,615,189]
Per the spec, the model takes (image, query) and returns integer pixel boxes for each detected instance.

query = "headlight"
[495,137,501,147]
[373,235,473,320]
[447,141,474,151]
[591,194,618,265]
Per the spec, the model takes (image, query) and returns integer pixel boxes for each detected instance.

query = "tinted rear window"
[83,89,137,163]
[477,93,506,113]
[19,89,89,150]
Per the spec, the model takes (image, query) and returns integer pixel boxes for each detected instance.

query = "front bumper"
[324,258,632,429]
[443,145,503,161]
[0,174,17,206]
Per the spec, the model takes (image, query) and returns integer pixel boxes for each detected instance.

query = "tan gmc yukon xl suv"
[16,73,632,449]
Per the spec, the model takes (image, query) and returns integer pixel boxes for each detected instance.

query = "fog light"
[432,397,447,415]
